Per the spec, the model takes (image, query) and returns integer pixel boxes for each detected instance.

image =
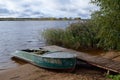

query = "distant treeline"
[0,17,81,21]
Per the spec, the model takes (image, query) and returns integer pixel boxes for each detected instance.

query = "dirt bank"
[0,64,111,80]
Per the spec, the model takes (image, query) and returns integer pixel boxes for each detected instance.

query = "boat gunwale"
[15,50,76,59]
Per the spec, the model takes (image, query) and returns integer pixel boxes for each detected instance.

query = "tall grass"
[42,28,64,46]
[66,22,98,48]
[42,21,98,50]
[43,20,120,51]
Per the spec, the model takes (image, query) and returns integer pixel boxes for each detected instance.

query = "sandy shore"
[0,63,111,80]
[2,48,120,80]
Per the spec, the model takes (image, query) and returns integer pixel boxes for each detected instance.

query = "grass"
[42,28,65,46]
[42,20,120,51]
[106,74,120,80]
[42,21,98,50]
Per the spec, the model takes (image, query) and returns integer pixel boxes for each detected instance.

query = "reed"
[42,21,98,50]
[42,28,65,46]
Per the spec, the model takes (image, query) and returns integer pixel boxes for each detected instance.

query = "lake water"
[0,21,76,71]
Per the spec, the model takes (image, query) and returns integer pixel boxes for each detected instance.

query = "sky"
[0,0,98,19]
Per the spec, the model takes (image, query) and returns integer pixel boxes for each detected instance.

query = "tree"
[91,0,120,50]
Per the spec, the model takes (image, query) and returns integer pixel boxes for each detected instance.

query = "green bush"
[66,22,98,48]
[91,0,120,50]
[42,0,120,51]
[106,74,120,80]
[42,21,98,50]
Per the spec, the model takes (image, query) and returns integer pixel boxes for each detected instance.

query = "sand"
[0,63,111,80]
[2,46,119,80]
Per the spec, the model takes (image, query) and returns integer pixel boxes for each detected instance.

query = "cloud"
[0,0,98,19]
[0,8,10,13]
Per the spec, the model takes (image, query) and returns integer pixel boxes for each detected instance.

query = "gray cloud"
[77,13,90,19]
[0,0,98,18]
[0,8,10,13]
[22,4,30,8]
[59,7,78,12]
[18,13,30,18]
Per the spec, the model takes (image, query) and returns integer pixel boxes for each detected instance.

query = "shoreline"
[0,45,120,80]
[0,63,110,80]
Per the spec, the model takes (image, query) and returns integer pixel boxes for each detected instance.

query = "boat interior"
[21,49,49,55]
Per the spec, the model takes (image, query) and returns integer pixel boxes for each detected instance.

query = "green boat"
[12,49,76,71]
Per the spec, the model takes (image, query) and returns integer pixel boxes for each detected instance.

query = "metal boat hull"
[12,51,76,70]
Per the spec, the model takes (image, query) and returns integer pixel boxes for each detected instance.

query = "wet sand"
[0,64,111,80]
